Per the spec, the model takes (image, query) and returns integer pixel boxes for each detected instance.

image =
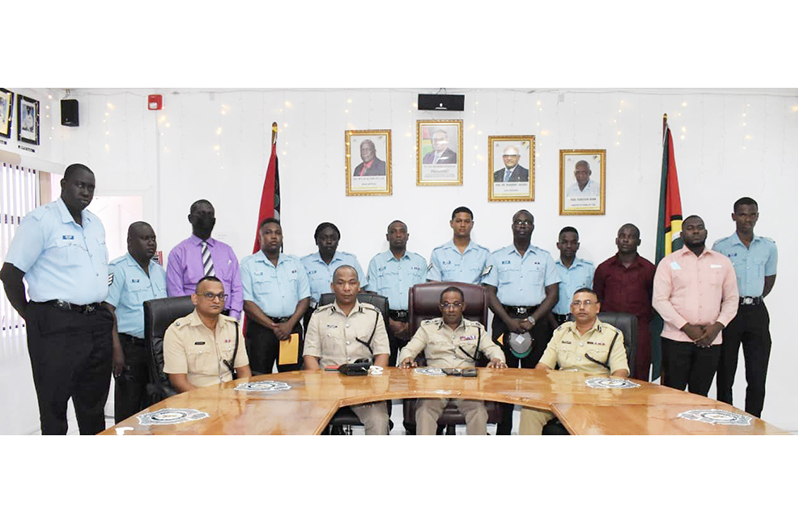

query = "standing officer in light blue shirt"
[712,197,778,418]
[301,222,365,326]
[104,221,167,423]
[1,163,113,435]
[428,206,490,284]
[482,209,560,435]
[243,218,310,373]
[550,226,594,326]
[365,219,427,366]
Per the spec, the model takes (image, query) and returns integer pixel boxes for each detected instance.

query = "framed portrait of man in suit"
[345,129,392,196]
[416,120,462,186]
[488,135,535,202]
[0,89,14,139]
[560,149,606,215]
[17,94,39,146]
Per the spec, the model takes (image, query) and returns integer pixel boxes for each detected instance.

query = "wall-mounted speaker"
[418,94,465,112]
[61,99,79,127]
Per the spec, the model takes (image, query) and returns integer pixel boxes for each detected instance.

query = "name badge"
[326,324,338,329]
[460,335,476,341]
[62,235,74,240]
[710,264,722,269]
[194,341,206,345]
[670,262,681,270]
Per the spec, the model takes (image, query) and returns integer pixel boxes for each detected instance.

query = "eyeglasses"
[571,300,596,307]
[440,302,464,309]
[199,292,228,301]
[513,220,533,226]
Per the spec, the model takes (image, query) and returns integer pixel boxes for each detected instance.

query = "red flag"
[253,123,281,253]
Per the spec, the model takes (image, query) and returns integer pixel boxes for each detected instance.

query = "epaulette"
[315,303,335,314]
[109,255,127,266]
[422,318,442,325]
[760,236,776,245]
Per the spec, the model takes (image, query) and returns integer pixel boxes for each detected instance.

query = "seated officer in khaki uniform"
[398,286,507,435]
[303,265,391,435]
[520,287,629,435]
[163,276,252,392]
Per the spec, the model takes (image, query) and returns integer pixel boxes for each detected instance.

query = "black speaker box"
[61,99,79,127]
[418,94,465,111]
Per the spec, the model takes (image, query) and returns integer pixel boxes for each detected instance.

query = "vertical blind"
[0,162,39,357]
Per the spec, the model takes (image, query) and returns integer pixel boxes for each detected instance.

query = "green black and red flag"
[252,122,281,254]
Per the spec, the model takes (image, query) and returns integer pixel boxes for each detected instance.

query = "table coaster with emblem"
[137,408,210,426]
[235,381,292,393]
[677,409,753,426]
[585,377,640,389]
[414,367,445,376]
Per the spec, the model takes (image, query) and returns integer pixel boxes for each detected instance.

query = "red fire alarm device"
[148,94,163,110]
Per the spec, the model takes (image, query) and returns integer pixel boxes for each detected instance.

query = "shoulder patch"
[427,263,433,271]
[108,273,114,286]
[481,265,493,277]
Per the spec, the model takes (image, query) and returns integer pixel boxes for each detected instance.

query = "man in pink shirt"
[652,215,739,396]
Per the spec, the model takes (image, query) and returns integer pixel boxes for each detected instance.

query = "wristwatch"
[527,316,536,329]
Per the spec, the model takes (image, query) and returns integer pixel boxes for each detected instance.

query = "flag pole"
[663,113,668,138]
[272,122,278,145]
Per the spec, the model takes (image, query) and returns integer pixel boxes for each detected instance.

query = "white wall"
[3,88,797,433]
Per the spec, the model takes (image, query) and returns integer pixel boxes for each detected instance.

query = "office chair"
[316,292,392,435]
[403,282,502,435]
[542,311,638,435]
[143,296,195,404]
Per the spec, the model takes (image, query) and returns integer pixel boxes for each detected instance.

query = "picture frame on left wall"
[17,94,39,146]
[345,129,392,196]
[0,89,14,139]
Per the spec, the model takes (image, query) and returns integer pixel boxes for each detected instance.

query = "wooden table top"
[100,368,788,435]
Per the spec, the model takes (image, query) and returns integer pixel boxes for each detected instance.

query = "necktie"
[504,169,512,182]
[202,241,215,277]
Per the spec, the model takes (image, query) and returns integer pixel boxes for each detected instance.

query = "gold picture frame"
[488,135,535,202]
[416,119,463,186]
[345,129,392,196]
[559,149,606,215]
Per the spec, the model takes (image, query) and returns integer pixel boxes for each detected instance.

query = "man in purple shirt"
[166,200,243,319]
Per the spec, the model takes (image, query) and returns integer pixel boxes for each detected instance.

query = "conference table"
[100,368,787,435]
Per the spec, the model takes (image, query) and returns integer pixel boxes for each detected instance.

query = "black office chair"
[316,292,392,435]
[542,311,638,435]
[403,282,503,435]
[143,296,195,404]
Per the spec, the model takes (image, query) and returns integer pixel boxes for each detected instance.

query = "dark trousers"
[114,333,151,424]
[633,318,652,382]
[245,319,304,374]
[492,312,551,435]
[716,303,771,417]
[661,337,721,397]
[26,302,113,435]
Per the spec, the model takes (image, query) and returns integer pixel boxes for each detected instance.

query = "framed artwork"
[0,89,13,139]
[560,149,606,215]
[17,95,39,146]
[488,135,535,202]
[416,119,463,186]
[345,129,392,196]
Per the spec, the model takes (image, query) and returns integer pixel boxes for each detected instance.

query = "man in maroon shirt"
[593,223,656,381]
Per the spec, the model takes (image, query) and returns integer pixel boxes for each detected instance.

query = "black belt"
[389,310,409,321]
[739,296,763,306]
[39,300,102,314]
[270,316,291,323]
[503,305,539,318]
[118,333,145,345]
[554,313,570,324]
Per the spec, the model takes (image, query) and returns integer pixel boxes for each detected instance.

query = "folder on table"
[278,333,300,365]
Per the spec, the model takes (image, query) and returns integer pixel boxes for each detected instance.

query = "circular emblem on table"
[585,377,640,389]
[235,381,292,393]
[137,408,209,426]
[414,367,445,376]
[677,409,753,426]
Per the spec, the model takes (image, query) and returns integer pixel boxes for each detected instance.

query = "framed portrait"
[560,149,606,215]
[17,95,39,146]
[345,129,392,196]
[416,119,463,186]
[0,89,13,139]
[488,135,535,202]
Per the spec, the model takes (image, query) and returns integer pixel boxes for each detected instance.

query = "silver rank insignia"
[585,377,640,389]
[137,408,209,426]
[414,367,445,376]
[235,381,292,392]
[481,265,493,277]
[108,273,114,286]
[677,409,753,426]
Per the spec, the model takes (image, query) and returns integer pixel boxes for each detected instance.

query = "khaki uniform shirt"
[538,318,629,375]
[304,300,390,367]
[398,318,505,369]
[163,310,249,388]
